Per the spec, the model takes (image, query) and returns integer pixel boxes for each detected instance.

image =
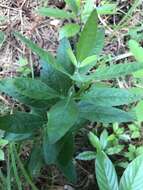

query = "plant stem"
[116,0,142,30]
[10,144,22,190]
[29,50,34,79]
[7,146,11,190]
[0,169,6,189]
[13,144,38,190]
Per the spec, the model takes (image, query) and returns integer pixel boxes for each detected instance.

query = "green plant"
[0,31,5,48]
[16,57,31,77]
[0,8,143,185]
[37,0,117,39]
[128,124,141,139]
[124,144,143,161]
[77,132,143,190]
[76,130,125,160]
[0,138,8,161]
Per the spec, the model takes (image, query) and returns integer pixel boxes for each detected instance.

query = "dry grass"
[0,0,61,78]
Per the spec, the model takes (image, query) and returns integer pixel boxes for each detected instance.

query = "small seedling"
[0,139,8,161]
[76,131,143,190]
[17,57,31,76]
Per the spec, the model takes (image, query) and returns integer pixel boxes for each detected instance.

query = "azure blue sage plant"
[0,7,143,183]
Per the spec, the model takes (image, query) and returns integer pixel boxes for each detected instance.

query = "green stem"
[121,0,141,26]
[13,145,38,190]
[74,83,90,99]
[29,50,34,79]
[108,0,142,40]
[7,146,11,190]
[115,0,142,30]
[10,144,22,190]
[0,169,6,189]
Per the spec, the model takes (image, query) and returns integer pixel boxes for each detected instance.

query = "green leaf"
[57,38,74,74]
[43,130,74,165]
[40,61,72,96]
[76,151,96,160]
[133,69,143,78]
[79,103,136,123]
[129,124,137,131]
[0,31,5,45]
[31,107,47,120]
[106,145,124,155]
[88,132,102,151]
[91,62,143,81]
[133,101,143,122]
[71,118,88,133]
[97,4,117,15]
[81,0,94,22]
[43,132,62,164]
[0,16,7,22]
[96,152,119,190]
[47,99,79,144]
[28,146,44,178]
[78,28,105,74]
[129,87,143,96]
[100,130,108,150]
[57,134,74,166]
[0,150,5,161]
[80,55,97,68]
[120,134,131,142]
[81,87,142,106]
[136,147,143,156]
[13,77,59,100]
[67,48,78,67]
[119,154,143,190]
[76,9,98,62]
[0,139,8,147]
[0,112,44,133]
[14,32,55,65]
[73,62,143,82]
[37,7,74,19]
[131,131,140,139]
[4,133,32,142]
[129,40,143,62]
[76,0,81,8]
[59,24,80,39]
[0,78,57,108]
[57,159,77,184]
[93,28,105,56]
[125,145,137,161]
[18,56,28,66]
[64,0,78,14]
